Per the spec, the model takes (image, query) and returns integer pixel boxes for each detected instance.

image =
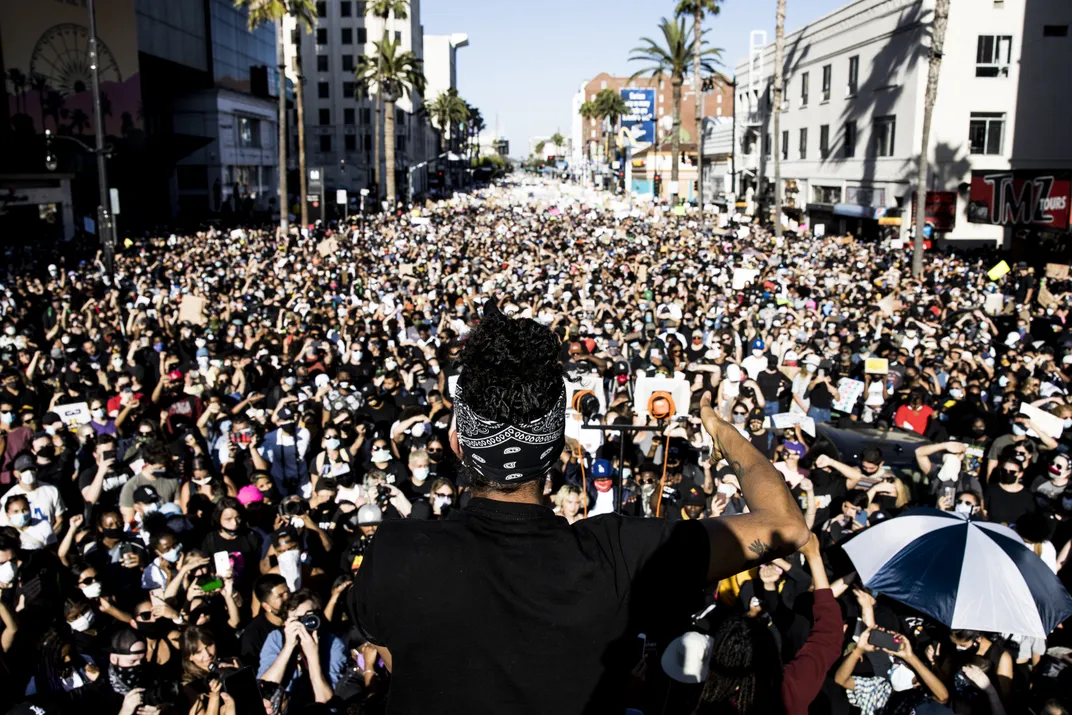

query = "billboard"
[620,88,655,145]
[911,191,958,231]
[0,0,142,139]
[968,171,1071,230]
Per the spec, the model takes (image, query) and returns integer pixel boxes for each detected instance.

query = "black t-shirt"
[807,381,834,410]
[755,369,787,403]
[239,613,278,668]
[984,484,1037,525]
[807,468,848,528]
[201,529,263,584]
[349,497,710,715]
[78,464,132,513]
[400,477,432,503]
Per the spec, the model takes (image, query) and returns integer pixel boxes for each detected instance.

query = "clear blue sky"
[421,0,848,156]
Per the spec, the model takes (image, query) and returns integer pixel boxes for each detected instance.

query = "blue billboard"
[620,88,655,145]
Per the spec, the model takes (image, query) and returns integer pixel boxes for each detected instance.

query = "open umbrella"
[843,507,1072,638]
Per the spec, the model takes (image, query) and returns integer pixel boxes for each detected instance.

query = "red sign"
[968,171,1071,229]
[911,191,957,231]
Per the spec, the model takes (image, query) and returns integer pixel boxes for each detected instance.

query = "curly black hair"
[457,302,564,425]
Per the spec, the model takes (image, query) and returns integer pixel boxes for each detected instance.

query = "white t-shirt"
[741,354,768,381]
[591,488,616,516]
[17,518,57,551]
[0,483,66,526]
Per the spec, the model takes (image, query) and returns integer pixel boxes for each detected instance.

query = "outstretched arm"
[699,392,810,583]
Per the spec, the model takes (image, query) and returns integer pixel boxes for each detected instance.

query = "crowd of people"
[0,176,1070,715]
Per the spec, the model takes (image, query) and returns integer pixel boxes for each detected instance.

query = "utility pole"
[88,0,115,277]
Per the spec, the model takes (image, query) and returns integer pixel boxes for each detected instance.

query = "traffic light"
[653,172,662,197]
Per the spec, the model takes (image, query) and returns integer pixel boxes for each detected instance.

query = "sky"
[421,0,850,157]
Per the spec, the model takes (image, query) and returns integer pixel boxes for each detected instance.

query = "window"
[848,55,859,95]
[344,108,355,125]
[316,1,326,17]
[317,55,329,72]
[844,120,857,158]
[318,81,330,99]
[764,133,771,156]
[800,72,809,106]
[358,28,367,44]
[820,124,830,158]
[340,1,352,16]
[1044,25,1068,37]
[976,35,1012,76]
[397,135,406,152]
[237,117,260,148]
[341,28,353,44]
[799,127,808,159]
[342,54,354,72]
[969,112,1005,154]
[360,108,371,124]
[345,134,357,151]
[356,1,366,13]
[873,115,896,157]
[821,65,831,101]
[342,81,355,98]
[319,135,332,152]
[316,28,328,45]
[364,134,372,151]
[781,130,789,160]
[394,31,401,42]
[319,108,330,125]
[813,185,842,203]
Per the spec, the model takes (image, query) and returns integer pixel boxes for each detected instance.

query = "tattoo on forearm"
[748,539,772,557]
[715,433,745,483]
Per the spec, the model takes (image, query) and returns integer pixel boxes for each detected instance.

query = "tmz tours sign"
[968,171,1071,230]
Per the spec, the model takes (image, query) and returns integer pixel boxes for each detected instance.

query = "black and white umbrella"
[843,508,1072,638]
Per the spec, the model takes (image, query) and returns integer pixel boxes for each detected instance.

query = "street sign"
[336,189,347,204]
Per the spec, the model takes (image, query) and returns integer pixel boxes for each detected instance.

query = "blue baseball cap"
[592,459,614,478]
[750,338,766,351]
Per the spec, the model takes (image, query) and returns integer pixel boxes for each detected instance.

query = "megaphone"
[571,390,600,419]
[634,371,691,419]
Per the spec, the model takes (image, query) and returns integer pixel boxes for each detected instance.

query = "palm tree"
[675,0,721,212]
[68,108,90,135]
[427,87,468,153]
[7,68,26,115]
[367,0,409,201]
[913,0,950,278]
[630,17,719,201]
[550,132,566,156]
[579,101,596,161]
[355,36,425,206]
[29,73,47,132]
[534,140,546,157]
[235,0,317,232]
[592,88,627,167]
[773,0,786,238]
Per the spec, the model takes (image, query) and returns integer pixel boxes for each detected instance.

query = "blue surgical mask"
[162,545,182,563]
[153,342,165,352]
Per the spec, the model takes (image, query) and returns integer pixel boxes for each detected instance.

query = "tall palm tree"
[579,101,596,161]
[592,88,627,172]
[29,73,47,132]
[236,0,317,232]
[913,0,950,278]
[355,36,425,206]
[773,0,786,237]
[550,132,566,156]
[534,140,546,157]
[630,17,719,201]
[427,88,468,153]
[367,0,409,201]
[7,68,26,115]
[675,0,721,212]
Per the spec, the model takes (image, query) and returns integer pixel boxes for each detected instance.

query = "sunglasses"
[79,576,98,586]
[136,611,153,621]
[733,411,747,416]
[434,492,452,498]
[955,500,976,507]
[427,449,442,455]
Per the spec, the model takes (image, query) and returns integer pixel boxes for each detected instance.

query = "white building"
[283,0,437,205]
[733,0,1072,243]
[424,33,468,102]
[570,82,587,167]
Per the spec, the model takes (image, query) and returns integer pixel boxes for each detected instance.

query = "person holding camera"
[257,589,346,707]
[180,626,239,715]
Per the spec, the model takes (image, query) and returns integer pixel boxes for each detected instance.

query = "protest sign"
[732,268,760,291]
[984,292,1004,315]
[877,295,896,317]
[865,357,890,375]
[1045,263,1069,280]
[1020,402,1064,441]
[832,378,865,414]
[179,295,206,325]
[987,260,1010,281]
[55,402,91,428]
[317,237,339,257]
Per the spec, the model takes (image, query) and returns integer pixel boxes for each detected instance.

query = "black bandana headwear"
[454,299,566,484]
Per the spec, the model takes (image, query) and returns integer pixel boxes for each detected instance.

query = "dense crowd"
[0,177,1070,715]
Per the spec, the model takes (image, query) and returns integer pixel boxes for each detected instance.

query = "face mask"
[277,549,302,591]
[752,349,763,358]
[1011,424,1027,437]
[325,438,341,450]
[100,527,123,540]
[10,512,30,528]
[3,326,15,336]
[434,495,451,509]
[69,610,96,632]
[948,388,963,400]
[141,503,159,516]
[19,470,35,486]
[153,342,165,353]
[0,561,17,586]
[889,662,916,692]
[161,545,182,562]
[111,663,145,690]
[998,375,1009,388]
[91,408,105,420]
[51,348,63,359]
[0,412,13,424]
[805,364,816,373]
[954,502,976,516]
[732,414,746,425]
[411,467,429,482]
[954,642,975,652]
[371,449,391,463]
[192,476,212,486]
[112,358,124,369]
[151,469,168,478]
[195,338,207,348]
[997,469,1019,485]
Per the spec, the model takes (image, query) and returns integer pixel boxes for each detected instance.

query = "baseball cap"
[591,459,614,479]
[278,405,296,421]
[750,338,765,351]
[168,369,183,381]
[684,486,707,507]
[133,485,160,504]
[237,484,263,506]
[13,454,36,472]
[661,631,714,684]
[357,504,382,526]
[109,627,146,655]
[42,412,62,426]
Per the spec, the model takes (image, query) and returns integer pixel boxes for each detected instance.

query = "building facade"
[733,0,1072,243]
[285,0,438,206]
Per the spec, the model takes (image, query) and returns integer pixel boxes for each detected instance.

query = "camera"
[279,498,309,518]
[299,613,322,632]
[375,485,391,508]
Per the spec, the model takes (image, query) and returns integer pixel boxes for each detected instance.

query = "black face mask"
[110,662,145,690]
[220,524,244,536]
[36,445,56,460]
[997,469,1019,485]
[101,527,124,540]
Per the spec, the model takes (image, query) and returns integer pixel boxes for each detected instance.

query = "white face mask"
[0,560,16,586]
[141,502,159,516]
[325,438,342,451]
[91,408,105,420]
[19,470,35,486]
[434,495,451,509]
[371,449,392,463]
[68,610,96,632]
[954,502,976,516]
[80,581,102,599]
[889,662,916,692]
[805,364,817,373]
[162,546,182,563]
[277,549,302,591]
[411,467,429,482]
[10,512,30,528]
